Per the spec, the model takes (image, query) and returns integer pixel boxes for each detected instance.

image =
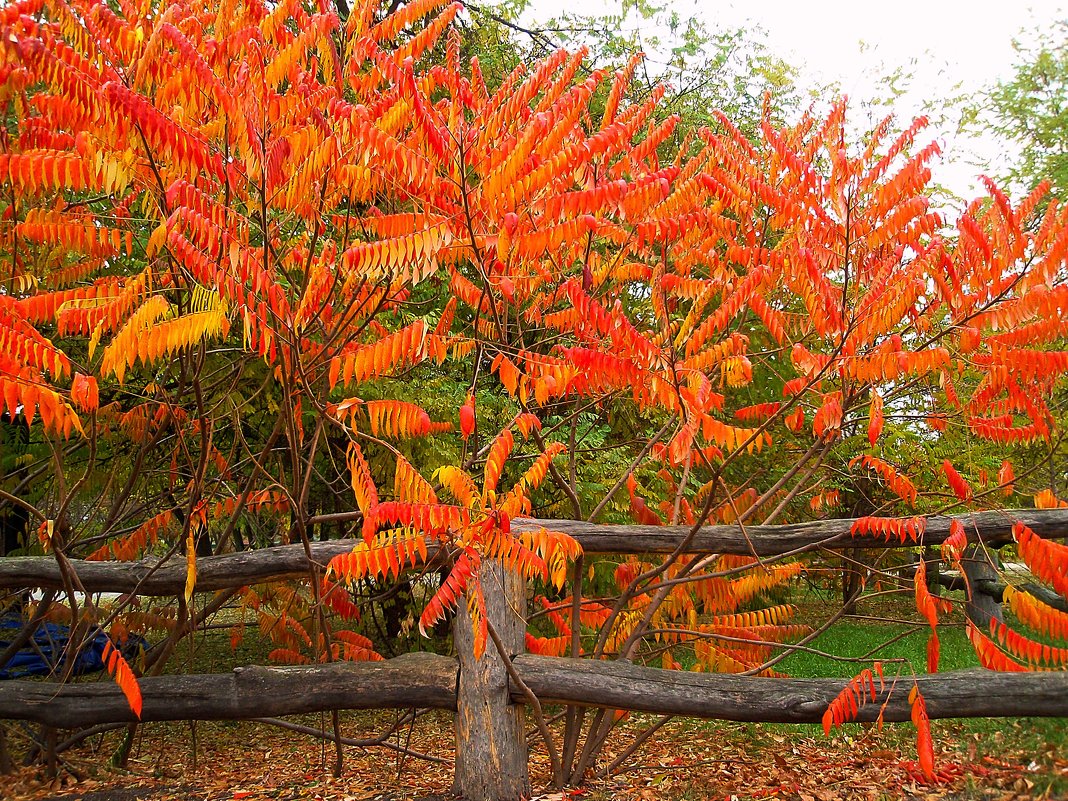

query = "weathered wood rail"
[1,508,1065,798]
[1,654,1066,728]
[2,509,1064,596]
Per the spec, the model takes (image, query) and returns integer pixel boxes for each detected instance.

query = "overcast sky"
[520,0,1068,204]
[712,0,1063,88]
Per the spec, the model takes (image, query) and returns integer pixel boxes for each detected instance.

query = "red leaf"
[459,394,475,440]
[910,688,935,781]
[942,460,972,501]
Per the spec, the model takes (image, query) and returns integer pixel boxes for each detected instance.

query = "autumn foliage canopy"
[1,0,1067,788]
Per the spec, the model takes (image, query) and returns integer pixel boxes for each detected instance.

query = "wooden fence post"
[452,559,531,801]
[961,545,1003,629]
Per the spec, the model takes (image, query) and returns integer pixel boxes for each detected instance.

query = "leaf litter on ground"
[1,712,1064,801]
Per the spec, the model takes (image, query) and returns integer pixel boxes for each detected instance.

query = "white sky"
[712,0,1063,89]
[519,0,1068,204]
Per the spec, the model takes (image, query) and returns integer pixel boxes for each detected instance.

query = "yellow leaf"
[184,530,196,604]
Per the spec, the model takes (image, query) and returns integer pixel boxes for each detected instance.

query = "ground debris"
[1,715,1063,801]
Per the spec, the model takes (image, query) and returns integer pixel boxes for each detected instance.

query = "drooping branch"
[1,653,1065,728]
[1,509,1065,595]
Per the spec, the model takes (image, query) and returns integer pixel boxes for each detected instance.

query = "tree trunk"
[452,559,531,801]
[841,555,861,614]
[0,725,11,774]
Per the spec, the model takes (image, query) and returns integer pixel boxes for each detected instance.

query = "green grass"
[755,593,1068,798]
[777,620,980,678]
[776,616,1065,733]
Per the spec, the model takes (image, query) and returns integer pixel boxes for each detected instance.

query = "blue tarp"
[0,613,146,680]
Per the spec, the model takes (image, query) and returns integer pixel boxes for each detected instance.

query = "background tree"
[0,1,1066,800]
[986,20,1068,199]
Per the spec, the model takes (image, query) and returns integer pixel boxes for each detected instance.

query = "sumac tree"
[0,1,1067,800]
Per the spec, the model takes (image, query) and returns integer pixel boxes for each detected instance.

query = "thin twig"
[253,717,449,764]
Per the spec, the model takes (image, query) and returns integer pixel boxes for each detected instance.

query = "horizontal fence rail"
[1,654,1066,728]
[2,509,1065,596]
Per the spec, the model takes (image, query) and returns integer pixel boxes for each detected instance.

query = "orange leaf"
[910,688,935,781]
[459,394,475,440]
[101,639,142,718]
[867,390,884,446]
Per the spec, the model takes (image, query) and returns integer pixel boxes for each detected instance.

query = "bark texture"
[960,546,1004,629]
[452,559,531,801]
[2,656,1066,728]
[4,509,1065,595]
[0,652,457,727]
[0,540,364,593]
[510,657,1068,722]
[515,509,1068,556]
